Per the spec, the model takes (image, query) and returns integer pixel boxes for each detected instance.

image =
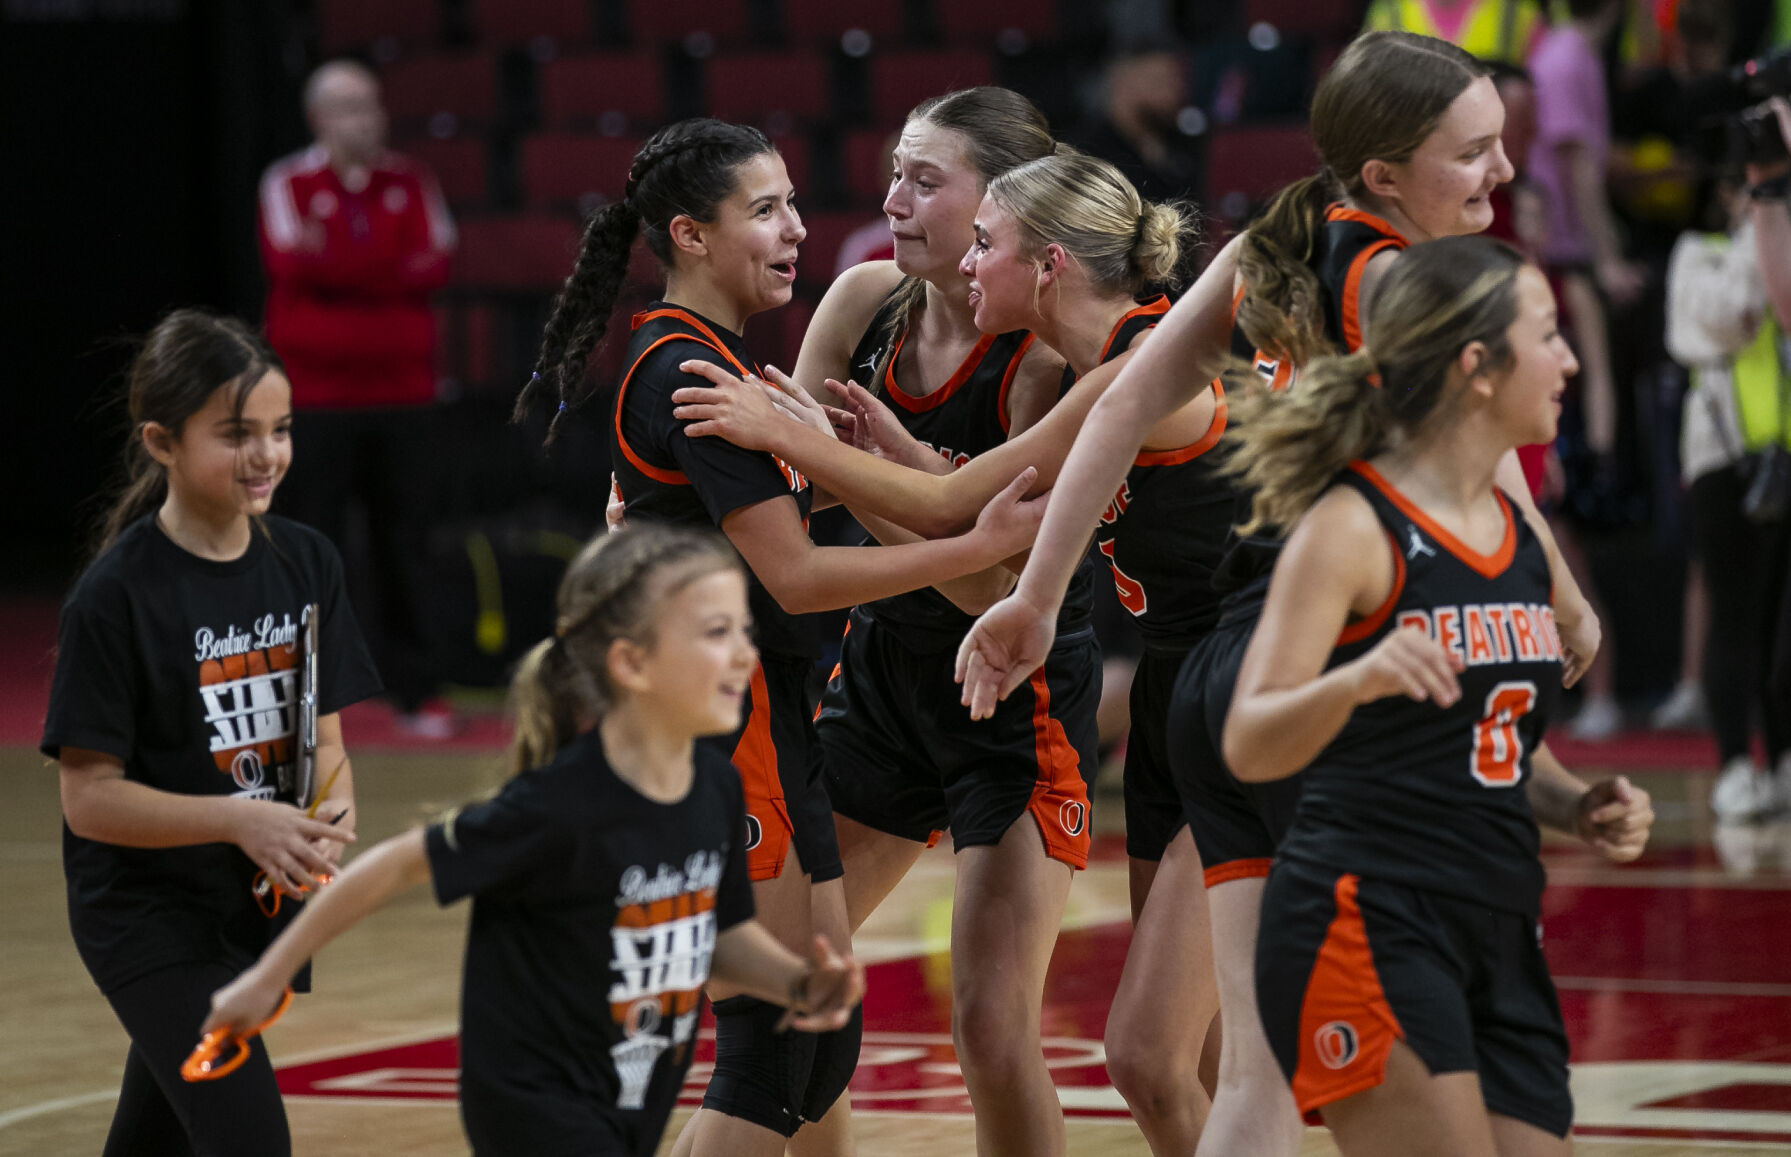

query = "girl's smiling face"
[150,369,293,527]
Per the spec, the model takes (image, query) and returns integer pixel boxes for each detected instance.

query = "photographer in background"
[1751,95,1791,332]
[1749,92,1791,739]
[1669,77,1791,822]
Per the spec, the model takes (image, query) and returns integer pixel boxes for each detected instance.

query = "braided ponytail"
[520,118,776,444]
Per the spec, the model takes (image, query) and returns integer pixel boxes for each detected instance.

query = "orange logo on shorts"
[1315,1021,1359,1070]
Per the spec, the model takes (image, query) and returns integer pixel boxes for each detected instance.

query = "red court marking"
[278,884,1791,1146]
[1642,1084,1791,1111]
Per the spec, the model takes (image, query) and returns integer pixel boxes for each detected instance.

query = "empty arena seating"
[538,53,668,132]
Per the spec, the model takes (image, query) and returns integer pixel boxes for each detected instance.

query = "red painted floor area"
[276,877,1791,1142]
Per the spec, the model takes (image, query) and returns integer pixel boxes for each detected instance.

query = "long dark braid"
[517,118,775,444]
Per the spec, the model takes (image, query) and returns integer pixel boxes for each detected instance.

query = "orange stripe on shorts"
[1291,873,1405,1119]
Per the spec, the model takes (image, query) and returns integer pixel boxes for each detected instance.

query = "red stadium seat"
[706,53,831,125]
[1243,0,1359,39]
[868,51,995,125]
[937,0,1054,45]
[520,133,644,208]
[628,0,750,46]
[780,0,905,46]
[768,133,813,202]
[794,212,868,293]
[539,54,666,130]
[318,0,439,55]
[1206,124,1320,222]
[401,137,488,209]
[381,53,500,132]
[469,0,594,46]
[842,127,897,206]
[452,214,584,291]
[751,295,814,375]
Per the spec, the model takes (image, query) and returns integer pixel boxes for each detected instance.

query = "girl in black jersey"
[956,151,1224,1153]
[956,31,1614,1157]
[676,146,1215,1154]
[202,525,866,1157]
[42,310,381,1157]
[512,118,1040,1157]
[1226,237,1652,1154]
[674,90,1100,1157]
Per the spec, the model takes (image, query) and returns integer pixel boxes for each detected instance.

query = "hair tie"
[557,401,568,415]
[1132,212,1148,248]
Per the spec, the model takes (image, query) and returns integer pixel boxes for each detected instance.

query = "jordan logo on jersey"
[1405,525,1437,560]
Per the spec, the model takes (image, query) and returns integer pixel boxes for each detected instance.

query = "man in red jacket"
[260,59,458,736]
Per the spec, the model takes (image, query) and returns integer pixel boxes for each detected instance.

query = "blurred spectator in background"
[1667,165,1791,821]
[1362,0,1547,66]
[1531,0,1649,458]
[260,59,459,737]
[1486,63,1555,499]
[1071,48,1205,207]
[1528,0,1651,741]
[1754,97,1791,335]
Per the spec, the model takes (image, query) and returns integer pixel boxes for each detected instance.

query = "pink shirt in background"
[1526,25,1608,267]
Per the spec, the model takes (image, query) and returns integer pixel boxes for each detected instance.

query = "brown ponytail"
[1226,236,1528,532]
[1236,31,1490,366]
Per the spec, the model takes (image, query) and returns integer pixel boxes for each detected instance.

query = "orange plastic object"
[180,988,293,1082]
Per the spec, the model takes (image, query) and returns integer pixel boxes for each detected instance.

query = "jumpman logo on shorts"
[1406,525,1437,560]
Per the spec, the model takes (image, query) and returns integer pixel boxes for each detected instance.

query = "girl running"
[514,117,1041,1157]
[202,525,867,1157]
[1227,235,1650,1155]
[43,309,381,1157]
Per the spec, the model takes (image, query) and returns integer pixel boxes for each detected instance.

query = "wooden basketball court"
[5,721,1791,1154]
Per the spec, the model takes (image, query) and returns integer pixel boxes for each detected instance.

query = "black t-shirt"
[1277,465,1562,915]
[426,731,754,1157]
[41,515,381,993]
[848,286,1096,651]
[611,303,819,660]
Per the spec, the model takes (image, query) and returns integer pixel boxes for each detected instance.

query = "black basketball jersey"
[1276,463,1563,915]
[611,304,818,660]
[1085,297,1235,649]
[1215,204,1410,607]
[848,285,1094,651]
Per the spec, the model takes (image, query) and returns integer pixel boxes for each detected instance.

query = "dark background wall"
[2,0,303,591]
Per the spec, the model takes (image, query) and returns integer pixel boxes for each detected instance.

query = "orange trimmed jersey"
[848,283,1095,650]
[611,303,818,660]
[1216,204,1410,605]
[1084,297,1234,647]
[1278,463,1562,914]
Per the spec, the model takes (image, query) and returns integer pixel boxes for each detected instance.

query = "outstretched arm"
[202,828,432,1036]
[954,237,1242,711]
[722,470,1044,615]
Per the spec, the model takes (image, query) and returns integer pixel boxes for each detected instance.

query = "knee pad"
[702,996,817,1138]
[799,1004,862,1122]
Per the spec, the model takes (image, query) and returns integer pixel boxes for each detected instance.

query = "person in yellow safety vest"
[1666,193,1791,826]
[1362,0,1549,65]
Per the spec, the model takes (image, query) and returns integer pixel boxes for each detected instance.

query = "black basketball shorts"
[1254,857,1573,1137]
[1168,615,1304,886]
[817,609,1100,868]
